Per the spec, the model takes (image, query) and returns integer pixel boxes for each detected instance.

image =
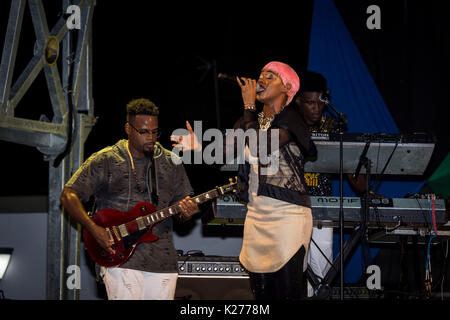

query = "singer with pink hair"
[174,61,317,299]
[233,61,316,300]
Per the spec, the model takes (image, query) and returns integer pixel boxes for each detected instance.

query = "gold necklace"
[126,141,147,193]
[257,112,274,130]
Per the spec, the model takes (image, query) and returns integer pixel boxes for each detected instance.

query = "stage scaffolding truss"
[0,0,96,300]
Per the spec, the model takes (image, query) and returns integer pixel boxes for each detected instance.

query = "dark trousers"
[249,246,306,300]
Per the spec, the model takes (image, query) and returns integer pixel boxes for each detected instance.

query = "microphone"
[217,73,238,83]
[319,88,347,122]
[218,73,258,83]
[218,73,251,87]
[319,88,331,105]
[218,73,263,92]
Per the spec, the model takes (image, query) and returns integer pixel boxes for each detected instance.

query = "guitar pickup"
[105,228,115,242]
[136,216,146,230]
[118,224,129,237]
[112,226,121,241]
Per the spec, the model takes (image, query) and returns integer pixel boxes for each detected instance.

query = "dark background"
[1,1,448,197]
[0,0,449,297]
[334,0,449,180]
[0,1,316,195]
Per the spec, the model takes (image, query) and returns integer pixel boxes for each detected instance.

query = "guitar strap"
[150,156,159,206]
[89,198,97,217]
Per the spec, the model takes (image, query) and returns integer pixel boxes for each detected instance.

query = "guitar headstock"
[217,176,237,195]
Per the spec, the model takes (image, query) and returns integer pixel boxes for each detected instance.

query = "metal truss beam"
[71,3,94,110]
[0,116,66,148]
[0,0,96,300]
[0,0,26,115]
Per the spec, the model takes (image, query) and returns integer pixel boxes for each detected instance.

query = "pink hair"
[262,61,300,106]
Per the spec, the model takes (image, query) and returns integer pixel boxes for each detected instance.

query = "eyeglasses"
[128,122,161,138]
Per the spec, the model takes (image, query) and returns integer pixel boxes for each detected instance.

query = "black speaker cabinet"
[175,275,254,300]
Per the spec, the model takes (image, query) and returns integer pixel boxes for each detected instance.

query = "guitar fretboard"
[115,183,235,238]
[144,189,220,223]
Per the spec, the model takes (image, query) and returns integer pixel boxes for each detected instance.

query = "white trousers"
[307,227,334,297]
[101,267,178,300]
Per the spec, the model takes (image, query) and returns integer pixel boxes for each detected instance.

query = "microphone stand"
[336,111,345,300]
[354,141,372,275]
[322,97,347,300]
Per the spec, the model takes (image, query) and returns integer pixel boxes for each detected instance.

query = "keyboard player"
[294,71,372,297]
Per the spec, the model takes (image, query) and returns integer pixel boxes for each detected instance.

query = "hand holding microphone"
[236,76,257,109]
[218,73,258,110]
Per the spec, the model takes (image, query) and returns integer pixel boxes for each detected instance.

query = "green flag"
[427,152,450,198]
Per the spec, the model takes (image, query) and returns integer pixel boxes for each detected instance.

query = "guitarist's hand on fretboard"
[178,196,199,220]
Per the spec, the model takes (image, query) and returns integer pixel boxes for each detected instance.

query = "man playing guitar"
[60,98,199,300]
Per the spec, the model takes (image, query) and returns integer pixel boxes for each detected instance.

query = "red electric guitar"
[83,179,237,267]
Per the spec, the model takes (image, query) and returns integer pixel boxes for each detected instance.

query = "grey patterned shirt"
[65,139,193,273]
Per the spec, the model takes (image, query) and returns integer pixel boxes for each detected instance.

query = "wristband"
[244,104,256,111]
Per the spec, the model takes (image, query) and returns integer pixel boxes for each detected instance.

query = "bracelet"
[244,104,256,111]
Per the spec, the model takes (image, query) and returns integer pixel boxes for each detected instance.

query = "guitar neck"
[144,189,220,222]
[107,182,235,243]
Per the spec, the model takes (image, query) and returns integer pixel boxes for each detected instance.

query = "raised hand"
[170,121,202,153]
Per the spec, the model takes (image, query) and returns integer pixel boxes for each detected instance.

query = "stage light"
[0,248,13,280]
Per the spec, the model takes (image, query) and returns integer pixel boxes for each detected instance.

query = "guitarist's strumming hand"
[170,121,202,153]
[88,223,116,255]
[178,196,199,220]
[59,187,116,254]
